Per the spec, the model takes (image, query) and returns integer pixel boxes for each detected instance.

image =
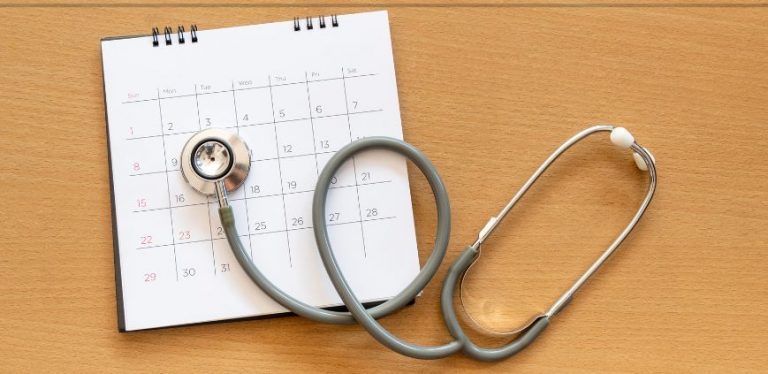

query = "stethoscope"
[179,125,657,361]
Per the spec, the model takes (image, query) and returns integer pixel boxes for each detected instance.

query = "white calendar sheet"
[101,11,420,331]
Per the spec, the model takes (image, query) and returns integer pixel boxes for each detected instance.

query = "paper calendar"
[101,11,420,331]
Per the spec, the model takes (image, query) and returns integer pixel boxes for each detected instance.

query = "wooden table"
[1,2,766,372]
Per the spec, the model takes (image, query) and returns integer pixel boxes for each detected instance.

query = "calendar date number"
[182,267,197,278]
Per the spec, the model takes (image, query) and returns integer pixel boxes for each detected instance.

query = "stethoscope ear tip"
[633,150,655,171]
[609,126,655,171]
[610,127,635,149]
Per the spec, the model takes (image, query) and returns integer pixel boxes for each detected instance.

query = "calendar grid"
[231,80,256,259]
[155,88,179,281]
[304,72,320,174]
[125,109,383,142]
[121,73,378,105]
[131,180,393,214]
[268,75,294,267]
[136,215,397,251]
[127,70,395,272]
[129,143,386,177]
[341,67,367,257]
[194,84,219,275]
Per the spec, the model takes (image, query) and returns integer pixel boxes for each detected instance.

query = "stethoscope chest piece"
[180,128,251,196]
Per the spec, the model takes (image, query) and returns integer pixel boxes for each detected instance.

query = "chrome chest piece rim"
[180,128,251,196]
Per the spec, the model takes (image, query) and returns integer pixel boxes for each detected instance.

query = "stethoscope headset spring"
[180,124,657,361]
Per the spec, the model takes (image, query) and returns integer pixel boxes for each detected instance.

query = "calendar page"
[101,11,420,331]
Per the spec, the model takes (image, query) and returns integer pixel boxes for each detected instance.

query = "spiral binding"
[151,24,199,47]
[294,15,338,32]
[151,15,338,46]
[177,25,186,44]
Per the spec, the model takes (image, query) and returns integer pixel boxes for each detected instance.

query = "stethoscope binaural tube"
[436,126,657,361]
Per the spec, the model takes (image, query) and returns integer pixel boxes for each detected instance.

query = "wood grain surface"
[1,2,766,372]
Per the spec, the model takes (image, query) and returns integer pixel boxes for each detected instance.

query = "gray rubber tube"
[219,136,458,330]
[312,137,462,359]
[440,246,550,361]
[221,205,430,325]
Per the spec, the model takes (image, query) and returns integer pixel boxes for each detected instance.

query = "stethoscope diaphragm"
[180,128,251,197]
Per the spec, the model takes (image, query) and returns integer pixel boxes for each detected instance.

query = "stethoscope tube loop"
[211,125,657,361]
[441,246,550,361]
[312,137,461,359]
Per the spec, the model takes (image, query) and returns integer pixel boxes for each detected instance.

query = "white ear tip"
[633,150,655,171]
[610,127,635,148]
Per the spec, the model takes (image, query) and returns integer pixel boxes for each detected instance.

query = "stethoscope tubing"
[218,137,454,330]
[216,126,657,361]
[312,137,461,359]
